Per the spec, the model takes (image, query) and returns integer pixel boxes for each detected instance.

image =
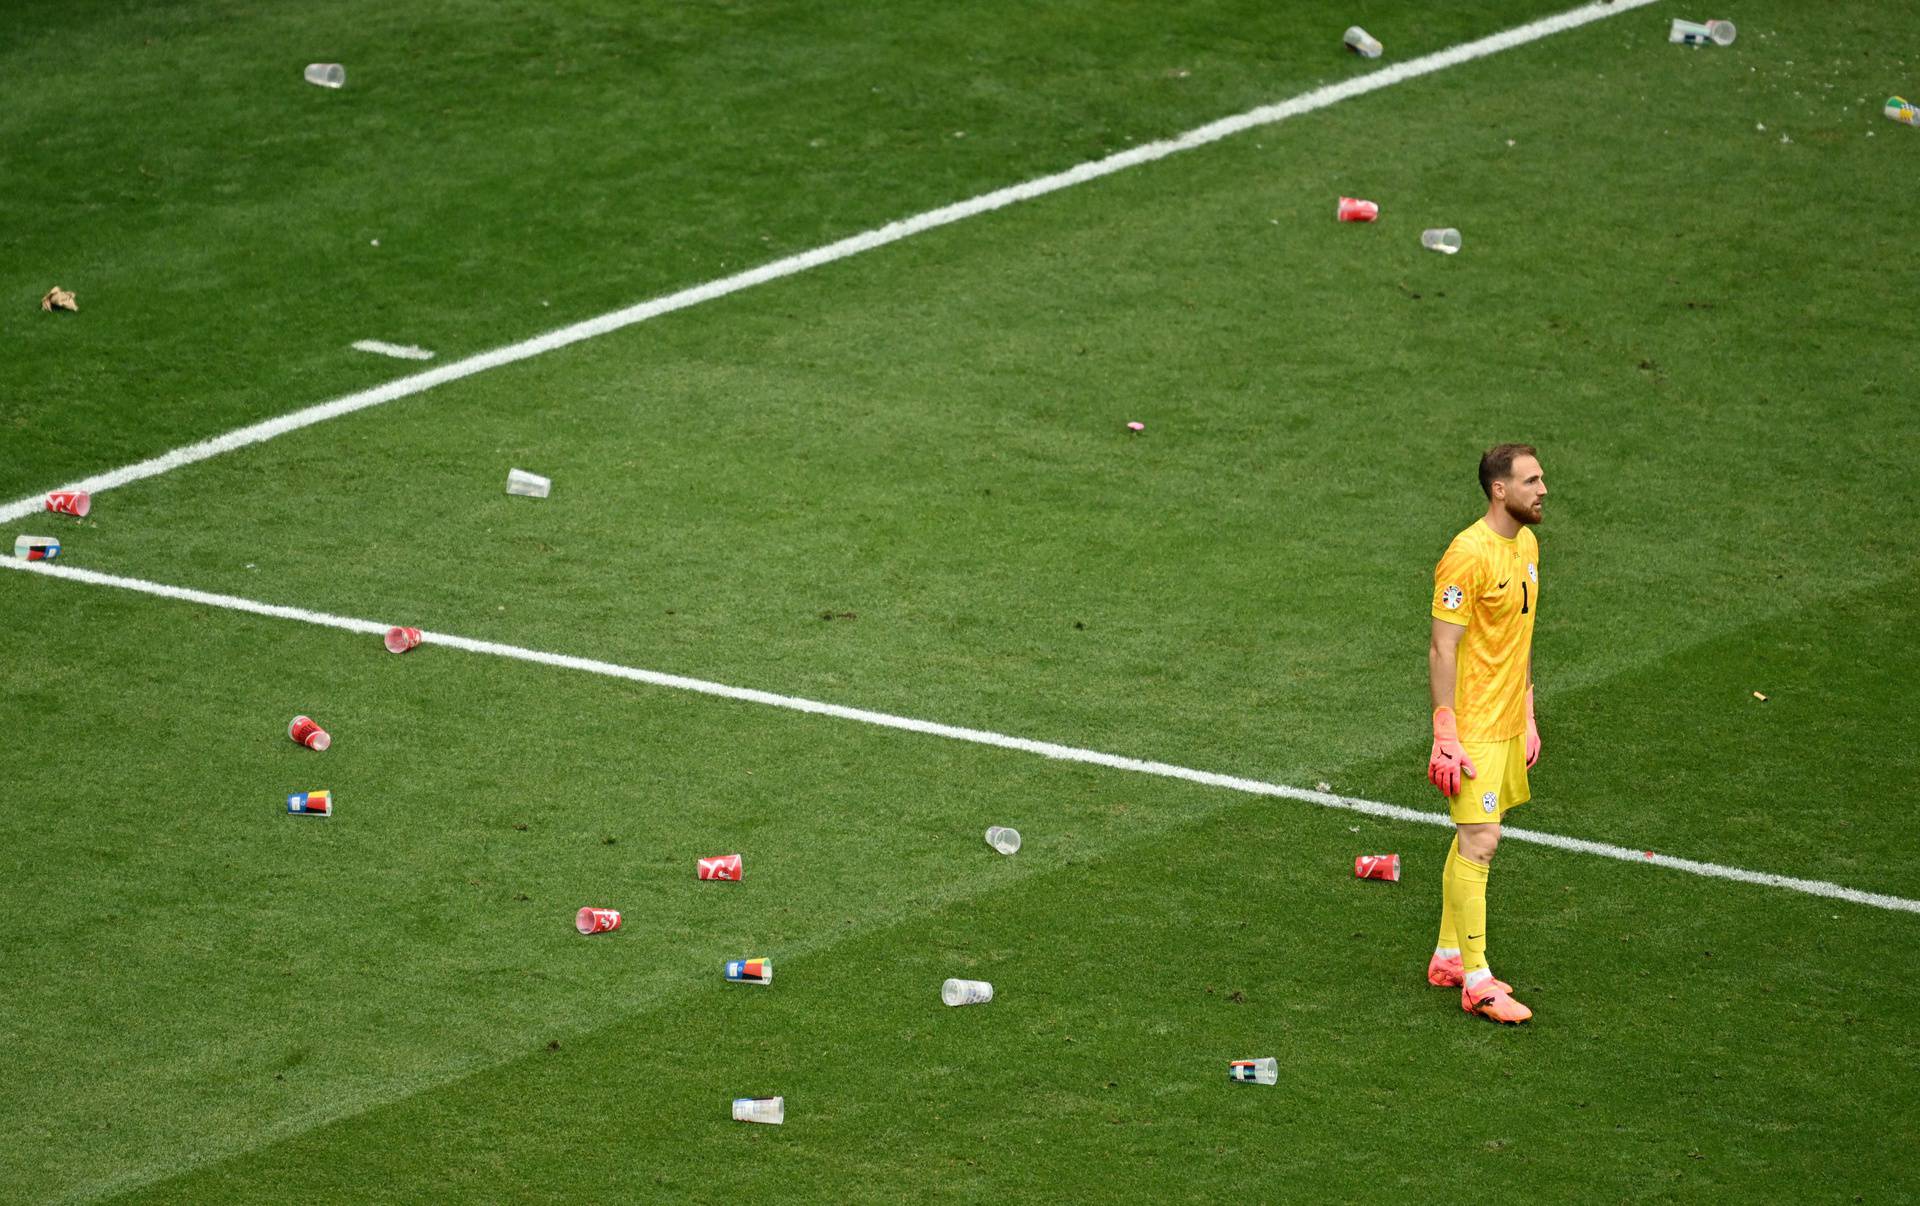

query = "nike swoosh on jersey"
[1497,579,1510,588]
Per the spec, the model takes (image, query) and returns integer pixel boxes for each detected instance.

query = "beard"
[1504,495,1542,526]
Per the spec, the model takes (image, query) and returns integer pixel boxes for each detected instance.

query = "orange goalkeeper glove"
[1428,706,1477,798]
[1524,685,1541,769]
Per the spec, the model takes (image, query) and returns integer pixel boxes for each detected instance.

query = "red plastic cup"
[46,491,91,518]
[1354,853,1401,882]
[1337,196,1380,223]
[384,626,422,654]
[288,715,332,751]
[575,907,622,934]
[697,853,743,882]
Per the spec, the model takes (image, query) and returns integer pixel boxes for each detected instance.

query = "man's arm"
[1524,653,1540,768]
[1428,618,1477,796]
[1430,618,1466,711]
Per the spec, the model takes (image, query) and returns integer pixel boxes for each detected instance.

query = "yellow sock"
[1435,835,1460,952]
[1449,845,1492,977]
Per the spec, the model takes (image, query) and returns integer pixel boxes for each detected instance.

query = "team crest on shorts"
[1481,791,1498,814]
[1442,585,1464,610]
[1528,562,1538,584]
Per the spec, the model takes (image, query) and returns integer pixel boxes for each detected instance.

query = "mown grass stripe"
[0,0,1659,527]
[8,553,1914,917]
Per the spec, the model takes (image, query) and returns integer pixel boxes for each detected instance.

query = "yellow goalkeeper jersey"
[1430,518,1539,742]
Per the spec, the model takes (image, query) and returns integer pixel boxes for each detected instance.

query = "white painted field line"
[6,553,1915,917]
[351,339,435,361]
[0,0,1661,528]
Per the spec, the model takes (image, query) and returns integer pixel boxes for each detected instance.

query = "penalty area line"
[6,553,1917,918]
[0,0,1662,526]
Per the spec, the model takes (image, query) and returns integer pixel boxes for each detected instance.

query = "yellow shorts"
[1450,735,1530,825]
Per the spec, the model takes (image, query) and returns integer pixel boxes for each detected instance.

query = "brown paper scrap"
[41,287,77,313]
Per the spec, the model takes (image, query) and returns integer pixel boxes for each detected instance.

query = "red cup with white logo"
[697,853,743,881]
[1354,853,1401,882]
[1337,196,1379,222]
[575,907,622,934]
[384,626,422,654]
[288,715,332,751]
[46,491,91,518]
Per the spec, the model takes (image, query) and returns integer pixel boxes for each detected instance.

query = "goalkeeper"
[1425,444,1547,1024]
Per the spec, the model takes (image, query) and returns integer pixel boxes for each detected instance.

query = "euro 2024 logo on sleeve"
[1442,585,1464,609]
[1528,562,1537,584]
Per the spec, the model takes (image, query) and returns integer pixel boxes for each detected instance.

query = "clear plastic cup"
[1421,228,1462,255]
[304,63,345,89]
[1343,26,1382,58]
[732,1096,784,1124]
[506,468,551,498]
[941,978,993,1007]
[984,826,1021,855]
[1707,19,1736,45]
[13,535,59,561]
[1229,1057,1279,1085]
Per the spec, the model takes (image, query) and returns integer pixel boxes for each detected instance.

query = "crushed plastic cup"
[575,907,622,934]
[1337,196,1379,223]
[12,535,59,561]
[384,626,423,654]
[1887,97,1919,127]
[1669,18,1735,46]
[1229,1057,1279,1085]
[1343,26,1383,58]
[506,468,551,498]
[732,1096,784,1125]
[304,63,345,88]
[45,491,90,518]
[697,853,743,881]
[288,715,332,751]
[984,826,1021,855]
[1421,228,1462,255]
[286,789,332,817]
[941,978,993,1007]
[725,958,773,984]
[1354,853,1401,882]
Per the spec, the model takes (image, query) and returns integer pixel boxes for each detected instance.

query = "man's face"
[1498,454,1546,525]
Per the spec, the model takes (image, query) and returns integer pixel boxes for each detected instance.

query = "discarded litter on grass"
[1229,1058,1279,1085]
[12,535,59,561]
[1343,26,1382,58]
[732,1097,784,1124]
[286,789,333,817]
[575,907,621,934]
[304,63,345,88]
[506,468,551,498]
[1422,228,1463,255]
[1337,196,1379,222]
[288,715,332,751]
[941,978,993,1006]
[1355,854,1401,882]
[40,287,76,313]
[1669,18,1735,46]
[725,958,772,984]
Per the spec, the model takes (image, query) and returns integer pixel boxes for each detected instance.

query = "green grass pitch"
[4,0,1918,1200]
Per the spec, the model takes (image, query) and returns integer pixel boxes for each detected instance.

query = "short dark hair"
[1479,443,1538,498]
